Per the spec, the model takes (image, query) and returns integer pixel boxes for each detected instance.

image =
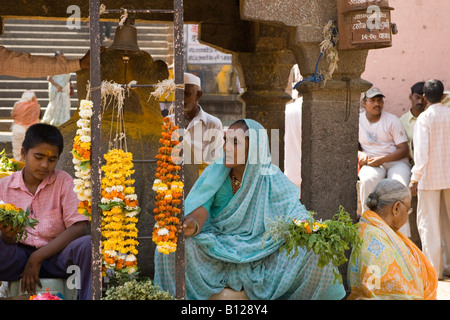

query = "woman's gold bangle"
[191,220,200,237]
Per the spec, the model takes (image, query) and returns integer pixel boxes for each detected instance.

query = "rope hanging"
[293,20,339,90]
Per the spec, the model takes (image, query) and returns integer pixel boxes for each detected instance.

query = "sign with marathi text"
[351,10,392,44]
[337,0,393,50]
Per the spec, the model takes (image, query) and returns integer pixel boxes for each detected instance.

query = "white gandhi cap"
[184,72,201,89]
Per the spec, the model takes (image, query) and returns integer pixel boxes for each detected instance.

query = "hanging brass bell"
[110,18,140,52]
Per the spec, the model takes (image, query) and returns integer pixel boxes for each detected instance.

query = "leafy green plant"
[0,203,39,241]
[264,206,361,284]
[102,278,176,300]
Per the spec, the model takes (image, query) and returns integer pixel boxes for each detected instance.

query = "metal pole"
[173,0,185,300]
[89,0,103,300]
[104,9,174,14]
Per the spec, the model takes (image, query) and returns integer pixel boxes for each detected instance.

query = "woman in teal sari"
[154,119,345,300]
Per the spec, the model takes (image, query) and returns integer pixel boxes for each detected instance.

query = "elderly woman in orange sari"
[348,179,438,300]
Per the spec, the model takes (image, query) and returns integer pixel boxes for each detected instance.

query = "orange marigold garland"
[153,117,183,254]
[72,100,92,219]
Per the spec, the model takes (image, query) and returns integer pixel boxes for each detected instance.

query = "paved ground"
[437,278,450,300]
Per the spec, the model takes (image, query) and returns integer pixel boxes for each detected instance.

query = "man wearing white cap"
[358,87,412,236]
[183,72,223,168]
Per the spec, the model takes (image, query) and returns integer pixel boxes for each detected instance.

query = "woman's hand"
[179,216,200,237]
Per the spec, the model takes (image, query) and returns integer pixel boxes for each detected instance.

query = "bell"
[110,19,140,52]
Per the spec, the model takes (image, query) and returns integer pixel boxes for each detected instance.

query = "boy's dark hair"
[411,81,425,95]
[22,123,64,155]
[424,79,444,104]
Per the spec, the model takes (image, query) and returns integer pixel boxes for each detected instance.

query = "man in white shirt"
[409,79,450,279]
[182,73,223,168]
[358,87,411,235]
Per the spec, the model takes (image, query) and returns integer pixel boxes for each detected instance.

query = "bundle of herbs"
[264,206,361,284]
[0,202,39,241]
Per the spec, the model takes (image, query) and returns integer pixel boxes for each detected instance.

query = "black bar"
[119,84,156,88]
[173,0,185,300]
[100,159,157,164]
[103,9,174,14]
[89,0,103,300]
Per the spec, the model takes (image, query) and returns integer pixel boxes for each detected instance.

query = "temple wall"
[363,0,450,116]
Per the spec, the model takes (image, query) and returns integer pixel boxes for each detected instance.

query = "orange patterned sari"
[348,210,438,300]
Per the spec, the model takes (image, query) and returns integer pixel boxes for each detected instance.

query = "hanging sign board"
[338,0,394,50]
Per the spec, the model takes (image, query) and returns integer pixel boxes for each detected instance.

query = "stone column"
[292,43,371,220]
[234,50,296,170]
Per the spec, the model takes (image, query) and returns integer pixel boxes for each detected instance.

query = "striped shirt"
[411,103,450,190]
[0,170,89,248]
[0,46,80,78]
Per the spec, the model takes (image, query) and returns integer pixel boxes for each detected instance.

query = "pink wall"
[362,0,450,117]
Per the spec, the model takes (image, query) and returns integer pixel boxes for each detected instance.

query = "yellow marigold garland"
[72,100,93,219]
[100,148,140,274]
[153,117,183,254]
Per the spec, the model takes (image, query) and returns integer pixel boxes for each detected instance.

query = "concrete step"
[0,110,78,132]
[0,17,173,121]
[0,98,79,107]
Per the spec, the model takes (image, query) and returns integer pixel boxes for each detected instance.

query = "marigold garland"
[100,148,140,274]
[152,117,183,254]
[72,100,93,219]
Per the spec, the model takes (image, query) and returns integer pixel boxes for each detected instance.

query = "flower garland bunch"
[152,117,183,254]
[100,149,140,274]
[72,100,93,219]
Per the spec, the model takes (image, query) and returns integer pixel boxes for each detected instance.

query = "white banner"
[185,24,232,65]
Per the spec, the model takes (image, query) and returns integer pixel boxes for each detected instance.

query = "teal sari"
[154,119,345,300]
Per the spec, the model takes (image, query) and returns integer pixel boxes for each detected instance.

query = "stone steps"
[0,17,174,154]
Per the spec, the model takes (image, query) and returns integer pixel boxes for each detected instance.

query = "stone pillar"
[292,43,371,220]
[234,50,296,170]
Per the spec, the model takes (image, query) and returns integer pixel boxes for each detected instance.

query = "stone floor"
[437,278,450,300]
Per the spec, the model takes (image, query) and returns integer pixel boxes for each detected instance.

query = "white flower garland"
[72,100,93,218]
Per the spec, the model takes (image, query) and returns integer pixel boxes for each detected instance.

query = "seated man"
[0,123,91,299]
[358,87,411,236]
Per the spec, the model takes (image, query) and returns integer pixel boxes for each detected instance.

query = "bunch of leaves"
[264,206,361,284]
[0,149,21,172]
[102,278,176,300]
[0,204,39,241]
